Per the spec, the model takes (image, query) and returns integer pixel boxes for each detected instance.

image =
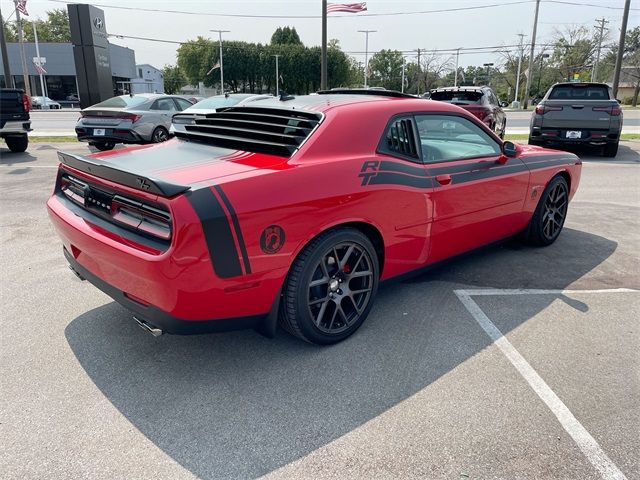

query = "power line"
[48,0,535,18]
[545,0,638,11]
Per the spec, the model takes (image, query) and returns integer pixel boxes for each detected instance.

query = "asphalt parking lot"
[1,141,638,479]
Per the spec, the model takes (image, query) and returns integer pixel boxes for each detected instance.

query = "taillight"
[111,195,171,240]
[471,109,488,120]
[60,175,88,204]
[119,113,142,123]
[22,94,30,112]
[593,106,621,116]
[535,105,563,114]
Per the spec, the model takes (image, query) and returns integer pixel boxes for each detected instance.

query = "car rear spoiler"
[57,151,190,197]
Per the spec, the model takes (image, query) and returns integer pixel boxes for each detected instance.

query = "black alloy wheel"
[523,176,569,246]
[152,126,169,143]
[280,228,379,344]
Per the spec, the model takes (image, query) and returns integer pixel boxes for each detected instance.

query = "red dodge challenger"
[47,90,581,344]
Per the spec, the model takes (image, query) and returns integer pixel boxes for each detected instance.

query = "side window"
[174,98,192,111]
[151,98,176,111]
[378,116,419,161]
[415,114,501,164]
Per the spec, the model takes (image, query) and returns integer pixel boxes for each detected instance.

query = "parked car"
[429,86,507,138]
[528,82,623,157]
[171,93,273,134]
[31,96,61,109]
[1,88,31,152]
[75,94,195,151]
[47,89,581,345]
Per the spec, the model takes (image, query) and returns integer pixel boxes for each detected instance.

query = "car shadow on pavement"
[64,228,618,479]
[0,148,38,166]
[558,143,640,164]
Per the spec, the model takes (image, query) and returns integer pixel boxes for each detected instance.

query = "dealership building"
[0,42,164,100]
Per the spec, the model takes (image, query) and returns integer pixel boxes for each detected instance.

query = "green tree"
[368,49,403,91]
[270,26,302,46]
[4,9,70,42]
[162,65,186,94]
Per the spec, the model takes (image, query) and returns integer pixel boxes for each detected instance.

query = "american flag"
[15,0,29,16]
[206,60,221,75]
[326,2,367,14]
[34,61,46,74]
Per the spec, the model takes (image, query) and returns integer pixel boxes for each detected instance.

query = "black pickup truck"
[1,88,31,152]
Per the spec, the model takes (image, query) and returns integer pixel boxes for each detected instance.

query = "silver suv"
[529,82,623,157]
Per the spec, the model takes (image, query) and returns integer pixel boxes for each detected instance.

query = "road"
[1,141,638,479]
[28,108,640,135]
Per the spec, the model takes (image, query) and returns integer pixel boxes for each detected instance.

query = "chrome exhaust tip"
[133,316,163,337]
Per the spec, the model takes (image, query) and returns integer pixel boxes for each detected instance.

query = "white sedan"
[31,96,61,109]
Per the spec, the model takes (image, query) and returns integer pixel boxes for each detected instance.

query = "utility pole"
[416,48,421,95]
[32,21,45,96]
[612,0,630,99]
[0,10,14,88]
[483,63,494,86]
[321,0,327,89]
[273,54,280,96]
[358,29,376,88]
[513,33,525,107]
[523,0,540,110]
[454,48,460,87]
[13,0,31,96]
[592,17,608,82]
[401,56,405,93]
[210,29,229,95]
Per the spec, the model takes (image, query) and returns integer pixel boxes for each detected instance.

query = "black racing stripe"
[186,187,243,278]
[213,185,252,275]
[368,172,435,188]
[427,160,495,176]
[379,160,428,177]
[451,163,528,184]
[526,158,575,171]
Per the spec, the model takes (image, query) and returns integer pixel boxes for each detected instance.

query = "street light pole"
[483,63,494,86]
[358,30,376,88]
[454,48,461,87]
[32,21,46,97]
[513,33,525,107]
[210,29,230,94]
[273,54,280,96]
[13,0,31,96]
[523,0,541,109]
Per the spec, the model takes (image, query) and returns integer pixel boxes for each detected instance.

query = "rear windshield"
[548,85,610,100]
[189,96,248,110]
[93,96,150,109]
[430,91,483,105]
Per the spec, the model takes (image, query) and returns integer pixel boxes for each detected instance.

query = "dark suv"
[529,82,622,157]
[1,88,31,152]
[429,86,507,138]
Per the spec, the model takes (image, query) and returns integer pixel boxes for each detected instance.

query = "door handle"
[436,174,451,186]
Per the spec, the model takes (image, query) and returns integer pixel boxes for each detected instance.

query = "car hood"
[77,138,288,191]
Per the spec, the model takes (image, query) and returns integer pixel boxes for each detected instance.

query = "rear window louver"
[174,106,322,157]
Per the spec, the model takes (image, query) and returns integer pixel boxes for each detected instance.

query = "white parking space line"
[454,288,635,480]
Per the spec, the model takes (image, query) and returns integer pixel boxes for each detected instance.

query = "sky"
[3,0,638,69]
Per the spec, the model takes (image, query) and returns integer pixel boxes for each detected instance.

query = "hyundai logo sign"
[93,17,104,30]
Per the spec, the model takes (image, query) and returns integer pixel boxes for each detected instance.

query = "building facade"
[130,64,164,94]
[0,42,136,101]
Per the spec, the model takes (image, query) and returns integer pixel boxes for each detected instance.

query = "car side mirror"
[616,99,621,104]
[503,141,517,158]
[500,101,508,108]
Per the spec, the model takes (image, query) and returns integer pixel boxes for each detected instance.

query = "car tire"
[5,135,28,153]
[93,142,116,151]
[279,227,379,345]
[603,141,618,158]
[151,126,169,143]
[523,175,569,247]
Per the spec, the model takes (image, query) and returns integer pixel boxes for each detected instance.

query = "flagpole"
[210,29,229,95]
[13,0,31,97]
[273,54,280,97]
[321,0,327,90]
[32,20,45,97]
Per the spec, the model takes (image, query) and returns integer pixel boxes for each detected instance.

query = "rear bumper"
[530,127,620,145]
[0,120,31,135]
[76,127,144,144]
[63,247,264,334]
